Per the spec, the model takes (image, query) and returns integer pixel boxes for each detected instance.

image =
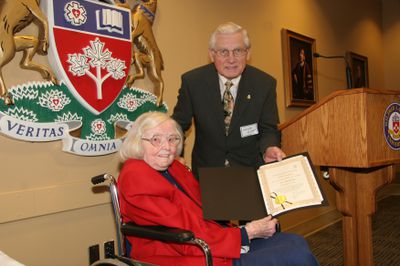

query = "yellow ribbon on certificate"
[270,192,293,210]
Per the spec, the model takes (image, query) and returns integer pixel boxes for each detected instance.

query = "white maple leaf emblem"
[68,54,90,76]
[84,39,111,68]
[67,38,127,100]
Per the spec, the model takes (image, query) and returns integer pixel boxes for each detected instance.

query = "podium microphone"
[313,52,353,89]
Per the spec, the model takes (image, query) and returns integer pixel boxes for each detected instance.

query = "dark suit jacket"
[172,63,281,177]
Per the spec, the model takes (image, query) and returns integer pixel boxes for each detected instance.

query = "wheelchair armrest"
[121,222,195,243]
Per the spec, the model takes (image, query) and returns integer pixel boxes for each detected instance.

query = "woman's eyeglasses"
[142,134,181,147]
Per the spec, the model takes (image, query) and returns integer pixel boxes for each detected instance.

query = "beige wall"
[383,0,400,89]
[0,0,398,265]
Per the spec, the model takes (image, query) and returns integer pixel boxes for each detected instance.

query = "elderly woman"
[118,112,319,266]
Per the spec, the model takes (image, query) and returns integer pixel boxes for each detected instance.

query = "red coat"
[118,159,241,266]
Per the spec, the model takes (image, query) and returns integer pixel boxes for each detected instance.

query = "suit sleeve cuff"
[240,227,250,246]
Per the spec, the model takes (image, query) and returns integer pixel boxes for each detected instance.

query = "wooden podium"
[279,88,400,266]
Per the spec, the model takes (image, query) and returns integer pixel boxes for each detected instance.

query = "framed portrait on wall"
[281,29,318,107]
[346,51,369,88]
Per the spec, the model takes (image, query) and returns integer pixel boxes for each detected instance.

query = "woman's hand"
[244,215,278,240]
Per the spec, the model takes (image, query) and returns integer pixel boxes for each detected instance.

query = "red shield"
[44,0,132,114]
[393,120,399,134]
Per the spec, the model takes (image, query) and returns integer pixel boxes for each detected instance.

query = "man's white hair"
[208,22,251,50]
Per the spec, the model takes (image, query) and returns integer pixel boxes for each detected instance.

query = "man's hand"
[263,146,286,163]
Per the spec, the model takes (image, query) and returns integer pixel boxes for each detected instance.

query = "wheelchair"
[90,173,213,266]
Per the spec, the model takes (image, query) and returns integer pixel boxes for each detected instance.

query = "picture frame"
[346,51,369,88]
[281,29,318,107]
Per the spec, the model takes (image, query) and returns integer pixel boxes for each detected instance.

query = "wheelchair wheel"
[90,257,157,266]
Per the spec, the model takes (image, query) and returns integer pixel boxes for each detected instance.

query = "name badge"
[240,123,259,138]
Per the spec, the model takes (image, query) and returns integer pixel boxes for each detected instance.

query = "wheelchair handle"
[91,174,107,184]
[91,173,115,185]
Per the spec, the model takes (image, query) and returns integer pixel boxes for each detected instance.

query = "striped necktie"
[223,81,234,135]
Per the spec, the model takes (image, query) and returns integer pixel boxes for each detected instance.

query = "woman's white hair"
[208,22,251,50]
[119,112,184,162]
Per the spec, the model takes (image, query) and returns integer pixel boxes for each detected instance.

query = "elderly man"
[172,22,285,178]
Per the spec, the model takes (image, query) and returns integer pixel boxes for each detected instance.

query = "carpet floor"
[306,195,400,266]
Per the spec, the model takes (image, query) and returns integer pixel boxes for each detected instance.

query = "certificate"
[257,153,325,216]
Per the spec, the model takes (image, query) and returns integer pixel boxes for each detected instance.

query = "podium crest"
[383,102,400,150]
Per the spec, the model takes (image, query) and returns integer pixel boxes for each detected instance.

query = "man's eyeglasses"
[142,134,181,147]
[213,48,248,58]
